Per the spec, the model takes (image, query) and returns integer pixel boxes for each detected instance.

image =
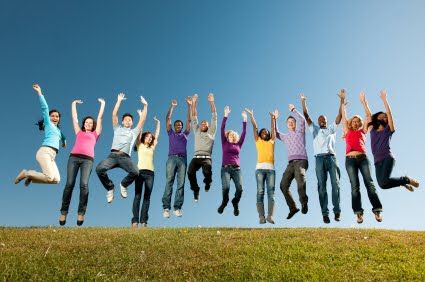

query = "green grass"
[1,227,424,281]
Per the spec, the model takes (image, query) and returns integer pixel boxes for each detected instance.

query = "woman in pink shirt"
[59,98,105,226]
[342,93,382,224]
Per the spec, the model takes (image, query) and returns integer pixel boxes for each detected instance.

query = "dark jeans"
[315,154,341,216]
[220,166,243,205]
[280,159,309,212]
[132,170,154,224]
[375,156,409,189]
[345,155,383,214]
[255,169,275,204]
[60,155,93,216]
[162,155,187,210]
[95,152,139,191]
[187,157,212,193]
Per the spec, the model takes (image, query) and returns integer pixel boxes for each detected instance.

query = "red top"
[345,129,366,155]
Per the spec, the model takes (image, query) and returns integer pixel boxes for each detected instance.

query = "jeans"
[375,156,409,189]
[220,166,243,205]
[162,156,187,210]
[95,152,139,191]
[255,169,275,205]
[280,159,309,212]
[345,155,382,214]
[315,155,341,216]
[132,170,155,224]
[26,146,60,184]
[60,155,93,216]
[187,157,212,193]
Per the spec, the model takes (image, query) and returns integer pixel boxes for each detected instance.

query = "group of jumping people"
[14,84,420,227]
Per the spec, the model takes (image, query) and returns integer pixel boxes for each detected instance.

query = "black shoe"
[301,203,308,214]
[59,214,66,226]
[217,203,226,214]
[232,199,240,216]
[323,215,330,224]
[205,184,211,192]
[334,213,341,222]
[77,215,85,226]
[194,190,200,202]
[286,208,300,219]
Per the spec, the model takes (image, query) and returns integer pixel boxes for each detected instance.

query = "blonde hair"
[347,115,363,130]
[226,130,240,143]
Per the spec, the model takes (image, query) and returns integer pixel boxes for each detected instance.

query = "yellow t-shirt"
[137,143,155,171]
[255,139,275,165]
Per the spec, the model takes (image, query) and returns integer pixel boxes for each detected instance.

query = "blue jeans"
[345,155,382,214]
[220,166,243,205]
[375,156,409,189]
[132,170,155,224]
[96,152,139,191]
[315,154,341,216]
[162,155,187,210]
[255,169,275,205]
[60,155,93,215]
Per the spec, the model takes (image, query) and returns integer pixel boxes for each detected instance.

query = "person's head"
[122,113,133,128]
[348,115,363,131]
[200,120,209,132]
[81,116,96,132]
[226,130,240,144]
[368,111,387,130]
[37,109,61,130]
[258,128,271,141]
[286,116,296,131]
[174,120,184,133]
[318,115,328,128]
[141,131,155,147]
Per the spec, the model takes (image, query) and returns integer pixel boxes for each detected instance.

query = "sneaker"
[334,213,341,222]
[266,215,275,224]
[107,189,114,203]
[173,209,183,217]
[194,191,200,202]
[323,215,330,224]
[407,177,420,188]
[120,183,128,198]
[205,184,211,192]
[232,199,240,216]
[402,184,414,192]
[259,216,266,224]
[24,178,32,187]
[301,203,308,214]
[15,170,27,184]
[356,213,364,224]
[374,211,383,222]
[286,208,300,220]
[131,222,138,228]
[217,203,226,214]
[163,209,170,218]
[141,223,148,228]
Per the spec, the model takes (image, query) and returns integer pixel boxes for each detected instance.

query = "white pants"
[26,146,60,184]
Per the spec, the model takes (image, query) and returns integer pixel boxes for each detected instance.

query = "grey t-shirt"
[191,112,217,156]
[111,125,141,156]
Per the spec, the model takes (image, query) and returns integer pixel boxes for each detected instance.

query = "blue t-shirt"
[111,125,140,156]
[39,95,65,150]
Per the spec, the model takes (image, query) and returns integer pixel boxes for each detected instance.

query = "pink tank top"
[345,129,366,155]
[71,131,99,158]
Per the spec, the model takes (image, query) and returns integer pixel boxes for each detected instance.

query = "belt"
[111,150,130,157]
[346,154,366,159]
[194,155,211,159]
[316,153,334,157]
[223,164,240,169]
[170,154,186,158]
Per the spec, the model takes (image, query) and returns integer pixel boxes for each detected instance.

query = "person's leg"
[187,158,201,196]
[359,156,383,213]
[162,157,177,210]
[77,158,93,216]
[117,155,139,188]
[96,153,118,191]
[294,160,309,212]
[328,156,342,216]
[265,170,276,223]
[27,147,60,184]
[201,159,213,190]
[60,156,80,215]
[218,167,231,213]
[132,172,144,224]
[376,157,409,189]
[173,157,187,210]
[141,171,155,224]
[231,168,243,205]
[280,163,298,217]
[316,156,329,216]
[345,157,363,215]
[255,170,266,222]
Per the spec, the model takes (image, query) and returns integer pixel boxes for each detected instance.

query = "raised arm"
[112,93,126,127]
[239,111,248,146]
[245,108,258,141]
[208,93,217,136]
[271,109,278,140]
[359,92,372,132]
[341,97,349,135]
[289,105,305,133]
[335,89,346,125]
[380,90,395,132]
[300,94,313,126]
[208,92,217,114]
[152,116,161,149]
[71,100,83,135]
[185,96,192,132]
[96,98,106,135]
[136,96,148,130]
[33,84,49,123]
[166,100,177,132]
[191,94,198,118]
[221,106,230,143]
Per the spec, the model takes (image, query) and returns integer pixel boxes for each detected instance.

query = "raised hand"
[73,99,83,104]
[359,91,366,103]
[186,96,192,105]
[288,104,295,112]
[140,96,148,105]
[224,106,231,117]
[241,111,247,121]
[379,90,387,101]
[171,99,177,108]
[300,93,306,101]
[32,83,42,95]
[98,98,105,104]
[269,109,279,119]
[207,93,214,103]
[117,93,126,102]
[153,116,160,122]
[244,108,253,116]
[338,89,346,100]
[192,94,198,103]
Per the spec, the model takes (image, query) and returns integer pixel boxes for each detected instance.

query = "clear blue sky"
[1,0,424,229]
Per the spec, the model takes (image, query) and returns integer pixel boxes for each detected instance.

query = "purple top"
[276,109,308,161]
[168,129,190,157]
[221,117,247,166]
[370,126,394,164]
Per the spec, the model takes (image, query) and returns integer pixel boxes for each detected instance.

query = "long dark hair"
[368,111,386,130]
[134,131,155,151]
[37,109,61,131]
[258,128,271,141]
[81,116,97,132]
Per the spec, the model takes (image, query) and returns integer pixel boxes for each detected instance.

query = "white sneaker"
[163,209,170,218]
[173,209,183,217]
[107,189,114,203]
[141,223,148,228]
[120,183,128,198]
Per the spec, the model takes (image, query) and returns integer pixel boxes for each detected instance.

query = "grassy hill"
[1,227,424,281]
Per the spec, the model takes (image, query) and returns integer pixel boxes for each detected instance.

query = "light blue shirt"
[111,125,140,156]
[39,95,65,150]
[309,122,338,156]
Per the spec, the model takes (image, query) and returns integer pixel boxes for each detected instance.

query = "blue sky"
[1,0,424,229]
